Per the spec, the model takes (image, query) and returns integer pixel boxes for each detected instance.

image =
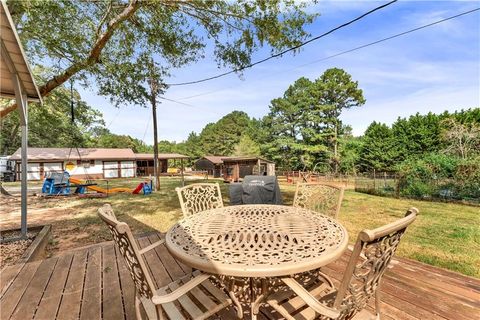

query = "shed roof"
[10,148,136,161]
[197,156,274,164]
[135,153,189,160]
[201,156,232,164]
[0,1,41,102]
[222,156,274,163]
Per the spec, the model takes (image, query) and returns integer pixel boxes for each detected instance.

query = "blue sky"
[77,1,480,144]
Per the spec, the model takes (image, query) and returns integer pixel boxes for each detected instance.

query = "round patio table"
[165,204,348,318]
[166,204,348,277]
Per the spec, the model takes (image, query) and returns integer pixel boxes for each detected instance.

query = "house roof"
[10,148,136,161]
[135,153,189,160]
[0,1,42,102]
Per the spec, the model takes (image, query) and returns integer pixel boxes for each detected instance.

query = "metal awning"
[0,1,41,103]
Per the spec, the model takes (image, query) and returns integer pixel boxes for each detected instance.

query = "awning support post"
[181,158,185,187]
[12,72,28,238]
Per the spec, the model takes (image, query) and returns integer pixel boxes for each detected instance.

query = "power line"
[158,96,196,108]
[141,109,152,142]
[301,7,480,67]
[171,7,480,102]
[106,107,122,130]
[166,0,398,87]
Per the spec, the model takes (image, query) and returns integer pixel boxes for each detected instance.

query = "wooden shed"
[194,156,232,178]
[222,157,275,182]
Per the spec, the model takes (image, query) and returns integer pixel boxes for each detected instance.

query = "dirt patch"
[46,223,112,257]
[0,230,38,268]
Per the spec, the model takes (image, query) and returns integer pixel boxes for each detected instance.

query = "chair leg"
[375,289,381,319]
[156,305,165,320]
[135,294,142,320]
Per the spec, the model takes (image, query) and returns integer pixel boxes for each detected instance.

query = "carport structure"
[0,1,42,239]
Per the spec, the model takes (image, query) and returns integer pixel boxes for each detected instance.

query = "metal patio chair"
[266,208,418,320]
[293,182,345,219]
[98,204,232,320]
[176,183,224,217]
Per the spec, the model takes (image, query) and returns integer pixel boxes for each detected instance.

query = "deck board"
[34,254,74,320]
[1,232,479,320]
[79,246,102,320]
[56,248,88,320]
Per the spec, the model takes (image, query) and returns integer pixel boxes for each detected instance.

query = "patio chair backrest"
[98,204,156,300]
[176,183,224,217]
[293,182,345,219]
[333,208,418,319]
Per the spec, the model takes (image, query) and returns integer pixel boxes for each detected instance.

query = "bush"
[396,154,459,199]
[454,156,480,200]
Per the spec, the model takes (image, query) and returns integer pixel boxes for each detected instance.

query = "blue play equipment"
[42,172,71,195]
[142,181,152,195]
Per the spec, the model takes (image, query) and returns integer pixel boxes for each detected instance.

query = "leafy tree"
[262,70,364,171]
[1,0,316,116]
[392,112,443,162]
[262,77,315,170]
[233,135,261,156]
[310,68,365,172]
[198,111,252,155]
[0,76,104,155]
[359,122,396,172]
[338,134,363,175]
[181,132,203,162]
[92,132,151,153]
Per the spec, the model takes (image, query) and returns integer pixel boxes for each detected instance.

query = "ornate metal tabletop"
[166,204,348,278]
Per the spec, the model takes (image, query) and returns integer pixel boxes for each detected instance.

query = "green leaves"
[9,0,316,107]
[261,69,365,171]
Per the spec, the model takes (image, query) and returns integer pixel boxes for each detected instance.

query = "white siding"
[64,160,104,177]
[44,162,62,175]
[27,163,40,180]
[120,161,135,178]
[103,161,119,178]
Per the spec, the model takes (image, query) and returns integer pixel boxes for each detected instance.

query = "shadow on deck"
[1,232,479,320]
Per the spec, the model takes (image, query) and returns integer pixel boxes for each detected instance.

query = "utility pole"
[333,121,338,174]
[148,60,161,191]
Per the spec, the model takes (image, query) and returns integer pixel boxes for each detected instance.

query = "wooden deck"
[1,232,479,320]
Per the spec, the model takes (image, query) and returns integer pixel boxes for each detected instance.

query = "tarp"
[229,175,282,205]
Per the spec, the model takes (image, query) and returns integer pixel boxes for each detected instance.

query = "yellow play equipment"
[69,178,132,194]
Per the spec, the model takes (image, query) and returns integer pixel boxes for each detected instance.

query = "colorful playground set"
[41,172,152,196]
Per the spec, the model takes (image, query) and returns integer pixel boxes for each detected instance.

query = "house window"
[90,160,95,165]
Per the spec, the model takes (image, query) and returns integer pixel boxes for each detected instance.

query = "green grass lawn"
[4,177,479,277]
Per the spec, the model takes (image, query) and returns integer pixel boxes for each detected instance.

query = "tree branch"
[0,0,141,118]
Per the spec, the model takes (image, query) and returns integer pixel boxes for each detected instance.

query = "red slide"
[132,182,144,194]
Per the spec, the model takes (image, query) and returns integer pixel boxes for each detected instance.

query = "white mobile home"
[10,148,137,180]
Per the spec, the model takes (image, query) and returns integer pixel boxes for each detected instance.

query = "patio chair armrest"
[281,277,341,319]
[139,239,165,255]
[151,273,211,304]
